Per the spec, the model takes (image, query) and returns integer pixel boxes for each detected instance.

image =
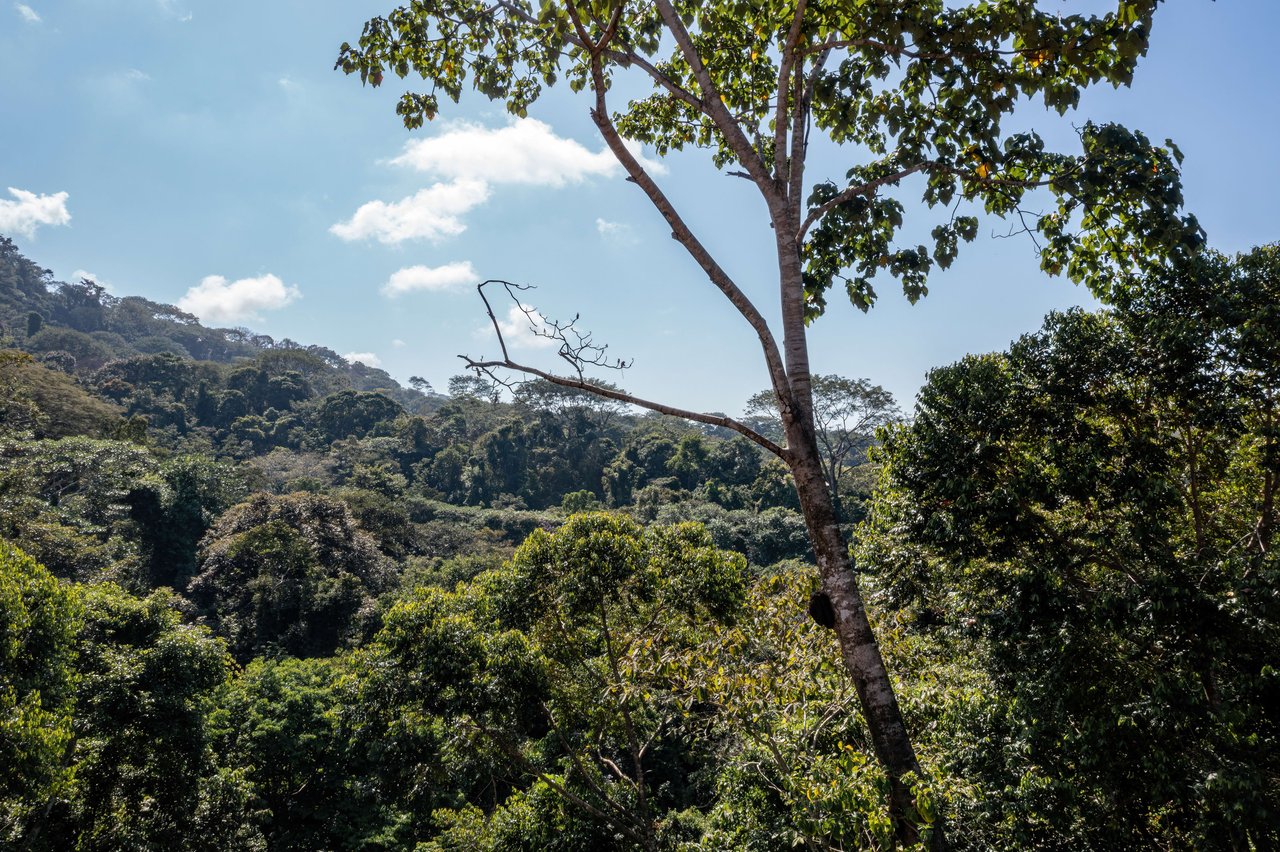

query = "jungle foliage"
[1,245,1277,847]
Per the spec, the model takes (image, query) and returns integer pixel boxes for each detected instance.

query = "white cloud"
[343,352,382,368]
[330,179,489,244]
[392,118,664,185]
[15,3,39,23]
[596,217,638,245]
[177,273,300,324]
[335,119,664,246]
[382,261,479,297]
[0,187,70,238]
[391,339,406,348]
[476,303,557,351]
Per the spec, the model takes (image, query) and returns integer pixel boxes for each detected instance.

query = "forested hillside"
[2,227,1277,850]
[10,0,1280,844]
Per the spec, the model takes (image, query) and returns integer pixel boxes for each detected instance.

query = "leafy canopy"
[339,0,1203,315]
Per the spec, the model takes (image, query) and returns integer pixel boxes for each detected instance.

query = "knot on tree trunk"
[808,591,836,629]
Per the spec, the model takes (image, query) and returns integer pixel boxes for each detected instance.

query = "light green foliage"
[0,437,156,582]
[363,513,749,850]
[0,543,81,844]
[858,264,1280,847]
[0,350,123,439]
[663,563,957,851]
[210,656,379,850]
[0,437,241,590]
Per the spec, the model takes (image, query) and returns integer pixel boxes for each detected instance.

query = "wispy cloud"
[177,273,300,324]
[596,217,638,246]
[0,187,70,238]
[342,352,381,368]
[330,179,489,244]
[156,0,191,21]
[336,119,662,246]
[382,261,479,297]
[15,3,40,23]
[87,68,153,110]
[392,118,664,186]
[474,303,557,351]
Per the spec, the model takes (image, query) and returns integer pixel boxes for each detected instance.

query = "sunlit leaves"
[364,513,749,845]
[0,543,81,842]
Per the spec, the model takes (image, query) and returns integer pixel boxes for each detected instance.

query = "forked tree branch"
[472,718,650,848]
[463,280,788,458]
[797,162,939,241]
[786,47,809,213]
[494,0,705,114]
[575,43,794,399]
[652,0,777,194]
[772,0,809,189]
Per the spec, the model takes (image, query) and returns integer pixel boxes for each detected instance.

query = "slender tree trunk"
[784,418,933,846]
[767,159,937,845]
[1259,398,1275,553]
[825,455,846,526]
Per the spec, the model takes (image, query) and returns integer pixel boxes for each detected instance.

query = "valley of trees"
[3,1,1278,849]
[2,236,1277,849]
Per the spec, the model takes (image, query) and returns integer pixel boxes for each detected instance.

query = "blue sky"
[3,0,1277,416]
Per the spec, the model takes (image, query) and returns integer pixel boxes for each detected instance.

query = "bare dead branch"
[463,282,788,458]
[477,279,631,383]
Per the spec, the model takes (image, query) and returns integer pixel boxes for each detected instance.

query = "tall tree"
[746,375,898,523]
[339,1,1204,835]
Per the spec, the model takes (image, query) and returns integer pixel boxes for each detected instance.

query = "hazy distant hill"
[0,234,437,413]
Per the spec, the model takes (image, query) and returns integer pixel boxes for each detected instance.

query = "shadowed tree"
[339,1,1205,837]
[189,492,394,661]
[859,267,1280,845]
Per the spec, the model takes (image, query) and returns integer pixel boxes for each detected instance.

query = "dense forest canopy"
[0,1,1277,848]
[2,224,1277,848]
